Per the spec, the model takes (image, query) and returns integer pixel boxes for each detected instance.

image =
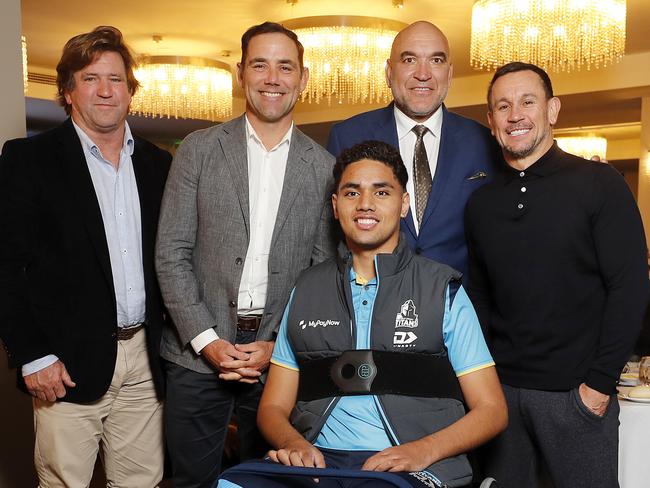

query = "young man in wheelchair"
[219,141,507,488]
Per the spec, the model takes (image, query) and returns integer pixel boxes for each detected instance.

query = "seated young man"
[218,141,507,488]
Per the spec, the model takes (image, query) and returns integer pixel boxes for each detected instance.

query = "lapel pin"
[467,171,487,180]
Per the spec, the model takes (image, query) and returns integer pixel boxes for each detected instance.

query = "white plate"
[618,393,650,404]
[619,378,640,386]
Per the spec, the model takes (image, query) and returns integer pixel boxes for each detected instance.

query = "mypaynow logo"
[299,319,340,330]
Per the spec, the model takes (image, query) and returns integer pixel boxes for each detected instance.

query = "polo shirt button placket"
[516,172,527,212]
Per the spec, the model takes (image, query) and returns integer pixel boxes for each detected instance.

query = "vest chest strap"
[297,349,463,402]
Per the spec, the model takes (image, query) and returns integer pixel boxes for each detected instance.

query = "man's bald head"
[386,21,453,122]
[390,21,451,61]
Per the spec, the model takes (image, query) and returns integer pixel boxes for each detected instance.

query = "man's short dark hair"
[334,141,408,191]
[240,22,304,71]
[487,61,554,109]
[56,26,139,115]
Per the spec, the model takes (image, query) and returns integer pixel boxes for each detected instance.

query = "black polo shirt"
[465,143,649,394]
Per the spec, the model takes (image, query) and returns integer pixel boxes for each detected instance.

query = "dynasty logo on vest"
[394,299,418,347]
[299,319,340,330]
[408,471,440,488]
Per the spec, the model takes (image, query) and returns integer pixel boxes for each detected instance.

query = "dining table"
[617,385,650,488]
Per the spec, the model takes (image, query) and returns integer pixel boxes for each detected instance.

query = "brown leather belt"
[117,324,144,340]
[237,315,262,332]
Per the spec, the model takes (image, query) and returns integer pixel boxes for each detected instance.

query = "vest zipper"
[371,255,398,443]
[371,256,446,488]
[322,397,338,418]
[366,255,380,349]
[369,258,402,447]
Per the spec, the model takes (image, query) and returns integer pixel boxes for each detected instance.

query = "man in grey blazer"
[155,21,335,488]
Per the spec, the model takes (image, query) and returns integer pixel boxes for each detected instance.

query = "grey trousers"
[480,384,620,488]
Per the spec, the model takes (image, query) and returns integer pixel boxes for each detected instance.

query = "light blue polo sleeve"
[270,289,299,371]
[216,480,242,488]
[443,284,495,376]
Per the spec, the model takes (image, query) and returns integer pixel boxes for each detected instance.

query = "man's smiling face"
[64,51,132,137]
[487,69,560,169]
[385,22,452,122]
[332,159,410,256]
[237,32,308,127]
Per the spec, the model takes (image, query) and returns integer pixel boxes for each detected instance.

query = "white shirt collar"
[244,115,293,151]
[71,119,134,159]
[393,104,443,141]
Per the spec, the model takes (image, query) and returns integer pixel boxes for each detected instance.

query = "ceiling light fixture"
[130,55,232,121]
[283,16,406,105]
[556,136,607,160]
[470,0,626,72]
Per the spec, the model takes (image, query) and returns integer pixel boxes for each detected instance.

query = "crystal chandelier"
[470,0,626,72]
[283,16,405,105]
[130,56,232,121]
[557,136,607,160]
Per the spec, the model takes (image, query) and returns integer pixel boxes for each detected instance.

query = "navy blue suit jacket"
[327,104,501,277]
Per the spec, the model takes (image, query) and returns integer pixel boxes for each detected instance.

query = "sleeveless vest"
[286,238,473,487]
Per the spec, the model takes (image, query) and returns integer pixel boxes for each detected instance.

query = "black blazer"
[0,118,171,402]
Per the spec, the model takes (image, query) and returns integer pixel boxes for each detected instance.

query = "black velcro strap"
[297,349,463,402]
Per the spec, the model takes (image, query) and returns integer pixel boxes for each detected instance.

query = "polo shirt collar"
[504,141,567,181]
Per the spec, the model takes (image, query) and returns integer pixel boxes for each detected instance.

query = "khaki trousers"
[33,328,164,488]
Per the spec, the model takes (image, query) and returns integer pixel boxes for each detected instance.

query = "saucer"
[619,378,640,386]
[618,393,650,404]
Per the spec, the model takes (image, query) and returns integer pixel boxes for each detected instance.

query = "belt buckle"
[237,315,261,332]
[116,324,143,341]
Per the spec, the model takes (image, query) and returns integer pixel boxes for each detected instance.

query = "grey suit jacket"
[156,115,336,373]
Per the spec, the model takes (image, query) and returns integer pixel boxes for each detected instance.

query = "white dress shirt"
[394,105,443,234]
[22,120,145,376]
[190,117,293,353]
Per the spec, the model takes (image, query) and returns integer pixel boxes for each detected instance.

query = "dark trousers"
[164,330,269,488]
[480,384,620,488]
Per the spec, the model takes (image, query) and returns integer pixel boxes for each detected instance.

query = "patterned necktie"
[412,125,432,225]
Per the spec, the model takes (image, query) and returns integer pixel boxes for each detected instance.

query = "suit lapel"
[374,104,400,149]
[380,104,417,239]
[420,106,456,229]
[219,116,250,237]
[131,140,155,280]
[58,119,115,295]
[401,208,417,241]
[271,128,311,247]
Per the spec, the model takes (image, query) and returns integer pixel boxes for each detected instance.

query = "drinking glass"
[639,356,650,386]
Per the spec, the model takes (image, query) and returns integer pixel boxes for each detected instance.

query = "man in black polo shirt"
[465,61,649,488]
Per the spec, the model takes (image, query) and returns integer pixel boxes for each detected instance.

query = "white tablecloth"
[618,388,650,488]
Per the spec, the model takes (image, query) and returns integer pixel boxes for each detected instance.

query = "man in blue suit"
[328,21,500,276]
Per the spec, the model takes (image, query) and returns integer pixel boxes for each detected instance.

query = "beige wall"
[0,2,36,487]
[0,0,26,145]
